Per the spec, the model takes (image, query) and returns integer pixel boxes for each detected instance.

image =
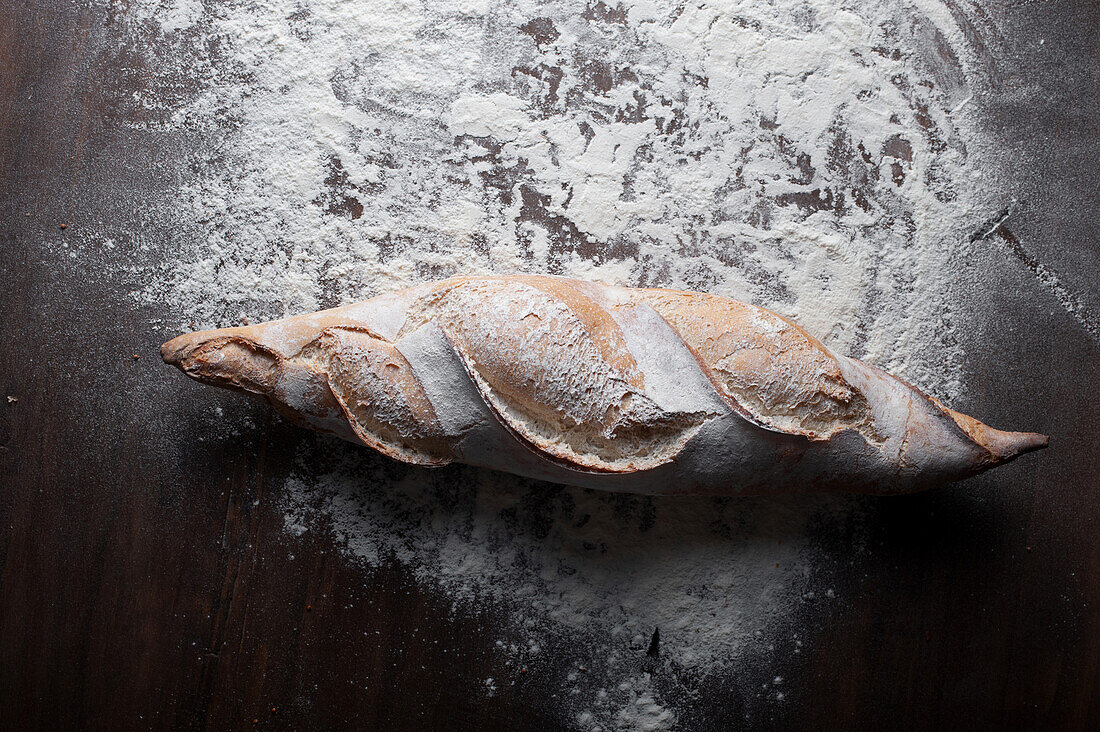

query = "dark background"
[2,1,1098,729]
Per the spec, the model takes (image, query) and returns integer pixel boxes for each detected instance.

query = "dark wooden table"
[2,2,1098,729]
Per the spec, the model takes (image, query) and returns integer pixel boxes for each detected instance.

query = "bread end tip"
[161,333,196,366]
[989,429,1049,463]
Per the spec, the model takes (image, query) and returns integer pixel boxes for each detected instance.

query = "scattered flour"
[127,0,998,397]
[116,0,1007,726]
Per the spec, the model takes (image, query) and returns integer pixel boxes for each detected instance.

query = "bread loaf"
[161,275,1047,494]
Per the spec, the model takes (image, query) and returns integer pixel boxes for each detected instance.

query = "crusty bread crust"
[161,275,1047,495]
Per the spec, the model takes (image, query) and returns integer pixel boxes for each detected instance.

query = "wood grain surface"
[2,1,1098,730]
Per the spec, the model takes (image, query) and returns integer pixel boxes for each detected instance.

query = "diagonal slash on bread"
[161,275,1047,495]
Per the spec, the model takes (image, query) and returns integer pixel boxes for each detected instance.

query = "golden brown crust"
[508,275,644,388]
[396,276,705,472]
[172,335,280,395]
[302,328,454,466]
[630,289,873,440]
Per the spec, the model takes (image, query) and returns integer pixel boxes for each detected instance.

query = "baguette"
[161,275,1047,494]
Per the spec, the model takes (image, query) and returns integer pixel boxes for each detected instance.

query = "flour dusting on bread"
[163,275,1047,494]
[399,277,711,472]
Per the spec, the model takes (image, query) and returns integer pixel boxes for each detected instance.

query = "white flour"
[120,0,1004,726]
